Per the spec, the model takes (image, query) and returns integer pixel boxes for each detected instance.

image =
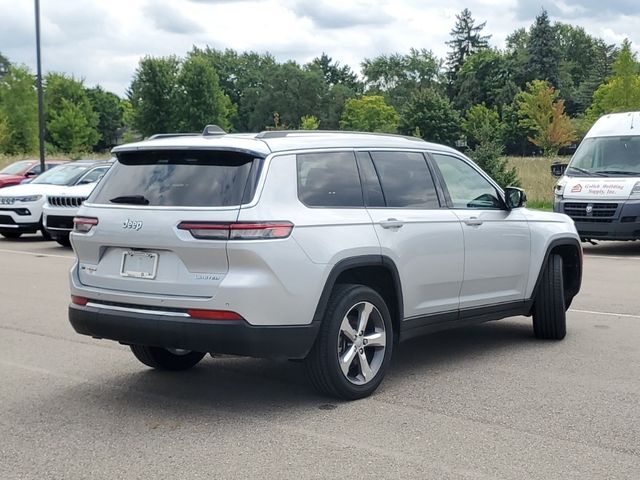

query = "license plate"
[120,251,158,279]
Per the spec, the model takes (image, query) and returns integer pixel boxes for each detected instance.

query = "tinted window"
[92,150,258,207]
[297,152,363,207]
[432,153,502,209]
[370,151,439,208]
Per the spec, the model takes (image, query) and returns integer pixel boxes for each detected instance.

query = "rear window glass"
[91,150,259,207]
[297,152,363,207]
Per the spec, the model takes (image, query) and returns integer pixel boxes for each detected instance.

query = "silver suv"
[68,128,582,399]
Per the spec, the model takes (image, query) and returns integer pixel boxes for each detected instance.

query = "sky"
[1,0,639,97]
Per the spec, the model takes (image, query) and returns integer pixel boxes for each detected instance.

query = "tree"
[174,54,233,132]
[0,52,10,80]
[361,49,441,109]
[300,115,320,130]
[517,80,577,156]
[44,73,99,152]
[399,88,460,145]
[0,65,38,154]
[128,56,180,137]
[48,99,100,153]
[248,61,326,131]
[526,10,561,87]
[462,104,519,187]
[87,86,125,150]
[307,53,361,92]
[453,49,519,112]
[586,39,640,120]
[340,95,398,133]
[445,9,491,80]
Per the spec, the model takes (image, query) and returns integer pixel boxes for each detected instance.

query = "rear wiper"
[595,170,639,176]
[566,167,606,177]
[109,195,150,205]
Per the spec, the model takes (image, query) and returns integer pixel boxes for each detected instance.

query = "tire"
[1,232,22,239]
[41,228,52,241]
[55,234,71,247]
[532,254,566,340]
[305,284,393,400]
[130,345,206,371]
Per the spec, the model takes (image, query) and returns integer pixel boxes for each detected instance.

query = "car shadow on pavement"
[37,319,540,421]
[583,240,640,257]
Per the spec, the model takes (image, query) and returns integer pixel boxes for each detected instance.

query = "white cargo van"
[552,111,640,241]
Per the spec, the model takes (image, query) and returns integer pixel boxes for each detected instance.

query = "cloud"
[290,1,393,29]
[143,1,204,34]
[513,0,640,20]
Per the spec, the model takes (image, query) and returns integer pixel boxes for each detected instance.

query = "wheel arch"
[530,237,582,310]
[312,255,404,340]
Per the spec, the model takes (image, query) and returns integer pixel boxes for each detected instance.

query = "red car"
[0,160,66,188]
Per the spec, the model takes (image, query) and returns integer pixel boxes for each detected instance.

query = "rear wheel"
[305,284,393,400]
[1,232,22,239]
[532,254,566,340]
[130,345,206,370]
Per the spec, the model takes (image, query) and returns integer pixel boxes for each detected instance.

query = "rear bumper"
[554,199,640,240]
[69,303,320,359]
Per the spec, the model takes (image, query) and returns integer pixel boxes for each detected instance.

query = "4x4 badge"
[122,219,143,231]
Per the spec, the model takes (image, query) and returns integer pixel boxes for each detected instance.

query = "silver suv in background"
[68,128,582,399]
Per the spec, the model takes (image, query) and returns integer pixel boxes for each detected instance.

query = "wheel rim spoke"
[363,331,385,348]
[339,345,357,377]
[357,302,373,334]
[340,316,357,342]
[357,350,373,381]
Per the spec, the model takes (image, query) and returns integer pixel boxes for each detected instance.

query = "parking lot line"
[585,255,640,261]
[570,308,640,319]
[0,248,74,259]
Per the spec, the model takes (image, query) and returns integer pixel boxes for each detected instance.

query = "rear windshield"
[91,150,260,207]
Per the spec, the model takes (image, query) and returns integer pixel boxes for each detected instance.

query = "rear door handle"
[380,218,404,229]
[463,216,483,226]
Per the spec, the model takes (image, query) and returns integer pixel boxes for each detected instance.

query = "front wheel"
[532,254,566,340]
[55,234,71,247]
[305,284,393,400]
[130,345,206,370]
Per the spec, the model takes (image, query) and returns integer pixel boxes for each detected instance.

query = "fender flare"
[530,237,583,304]
[311,255,404,325]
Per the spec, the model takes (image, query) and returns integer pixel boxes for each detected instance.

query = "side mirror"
[505,187,526,210]
[550,162,567,178]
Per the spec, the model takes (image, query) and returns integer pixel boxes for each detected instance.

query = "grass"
[507,156,568,211]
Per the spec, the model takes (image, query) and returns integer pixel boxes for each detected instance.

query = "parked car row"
[0,159,113,245]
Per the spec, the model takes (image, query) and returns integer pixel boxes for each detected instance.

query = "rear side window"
[370,152,439,208]
[297,152,363,207]
[92,150,260,207]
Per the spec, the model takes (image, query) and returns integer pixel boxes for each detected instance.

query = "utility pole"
[35,0,46,171]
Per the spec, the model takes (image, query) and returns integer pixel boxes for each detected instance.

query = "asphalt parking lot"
[0,236,638,479]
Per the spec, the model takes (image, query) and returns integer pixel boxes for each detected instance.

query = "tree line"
[1,9,640,171]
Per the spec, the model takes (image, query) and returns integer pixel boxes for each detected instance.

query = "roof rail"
[147,133,199,140]
[202,124,227,136]
[254,129,426,142]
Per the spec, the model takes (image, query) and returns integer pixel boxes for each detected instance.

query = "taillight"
[73,216,98,233]
[178,221,293,240]
[71,295,88,306]
[187,309,243,321]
